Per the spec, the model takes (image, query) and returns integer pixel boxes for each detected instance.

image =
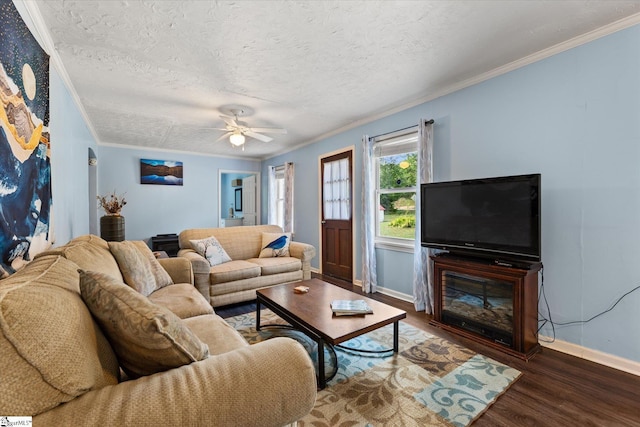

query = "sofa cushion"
[190,235,231,266]
[108,241,157,296]
[148,283,214,319]
[46,236,123,281]
[79,270,209,378]
[247,257,302,276]
[181,314,249,355]
[259,232,291,258]
[209,260,261,285]
[0,256,119,416]
[131,241,174,289]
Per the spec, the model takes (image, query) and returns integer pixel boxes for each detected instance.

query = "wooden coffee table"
[256,278,407,389]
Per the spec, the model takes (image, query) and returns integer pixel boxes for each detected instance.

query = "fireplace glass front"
[440,270,514,347]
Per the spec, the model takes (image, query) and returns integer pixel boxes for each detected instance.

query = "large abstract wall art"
[0,0,51,277]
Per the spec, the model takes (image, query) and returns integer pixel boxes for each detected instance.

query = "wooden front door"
[321,151,353,281]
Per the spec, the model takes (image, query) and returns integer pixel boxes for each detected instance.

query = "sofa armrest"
[157,257,193,284]
[177,249,211,303]
[34,337,317,427]
[289,242,316,262]
[289,242,316,280]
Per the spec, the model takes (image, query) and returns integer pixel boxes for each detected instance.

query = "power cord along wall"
[537,265,640,343]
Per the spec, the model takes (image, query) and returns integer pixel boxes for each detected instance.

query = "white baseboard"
[375,286,413,303]
[539,335,640,377]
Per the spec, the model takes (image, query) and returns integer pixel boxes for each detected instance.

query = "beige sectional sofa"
[178,225,316,307]
[0,234,316,426]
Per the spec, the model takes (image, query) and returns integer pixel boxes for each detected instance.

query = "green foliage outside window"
[389,216,415,228]
[380,153,417,188]
[378,153,417,239]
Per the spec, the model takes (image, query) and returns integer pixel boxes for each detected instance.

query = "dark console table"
[151,234,179,257]
[430,254,541,360]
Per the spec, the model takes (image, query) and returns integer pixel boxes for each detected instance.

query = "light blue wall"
[420,26,640,362]
[97,147,260,241]
[376,248,414,295]
[49,68,98,244]
[265,25,640,362]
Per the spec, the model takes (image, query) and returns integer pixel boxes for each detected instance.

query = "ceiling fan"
[213,108,287,150]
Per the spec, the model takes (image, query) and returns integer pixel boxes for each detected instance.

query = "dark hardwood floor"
[216,273,640,426]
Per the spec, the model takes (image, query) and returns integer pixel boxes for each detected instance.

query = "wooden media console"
[430,254,541,360]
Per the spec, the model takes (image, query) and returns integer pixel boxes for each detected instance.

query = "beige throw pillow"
[130,240,174,289]
[190,235,232,266]
[108,241,156,296]
[259,232,291,258]
[79,270,209,378]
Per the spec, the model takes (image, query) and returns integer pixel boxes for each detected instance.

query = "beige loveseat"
[0,235,317,426]
[178,225,316,307]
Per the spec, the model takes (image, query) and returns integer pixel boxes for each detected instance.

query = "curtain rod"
[371,119,435,140]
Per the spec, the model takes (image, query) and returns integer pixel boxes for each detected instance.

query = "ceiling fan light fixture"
[229,131,245,146]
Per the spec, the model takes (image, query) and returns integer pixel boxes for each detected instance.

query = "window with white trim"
[374,128,418,247]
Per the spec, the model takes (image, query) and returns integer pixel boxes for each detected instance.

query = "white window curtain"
[361,134,377,293]
[267,166,277,225]
[323,158,350,220]
[413,119,435,313]
[283,162,294,233]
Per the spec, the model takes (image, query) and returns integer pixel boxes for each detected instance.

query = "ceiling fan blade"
[214,132,232,142]
[247,127,287,134]
[244,131,273,143]
[200,127,230,131]
[220,115,238,127]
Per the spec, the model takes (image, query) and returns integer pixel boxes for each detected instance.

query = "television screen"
[421,174,541,262]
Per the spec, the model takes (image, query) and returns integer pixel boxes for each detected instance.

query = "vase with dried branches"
[97,191,127,241]
[97,191,127,216]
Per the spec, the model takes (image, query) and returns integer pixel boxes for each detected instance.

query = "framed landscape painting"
[140,159,183,185]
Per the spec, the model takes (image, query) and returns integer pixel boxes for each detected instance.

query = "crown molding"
[266,12,640,161]
[98,141,263,162]
[417,12,640,107]
[16,0,101,145]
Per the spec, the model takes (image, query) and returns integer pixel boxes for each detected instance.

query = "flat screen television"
[421,174,541,262]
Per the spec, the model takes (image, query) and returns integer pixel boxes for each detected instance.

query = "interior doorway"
[218,170,260,227]
[320,149,353,281]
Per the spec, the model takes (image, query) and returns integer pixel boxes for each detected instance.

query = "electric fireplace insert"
[440,270,514,347]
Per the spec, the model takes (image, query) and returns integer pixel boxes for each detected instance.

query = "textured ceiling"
[31,0,640,159]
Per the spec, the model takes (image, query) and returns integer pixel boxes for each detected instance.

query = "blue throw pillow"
[259,232,291,258]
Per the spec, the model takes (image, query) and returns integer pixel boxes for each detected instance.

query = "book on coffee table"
[330,299,373,316]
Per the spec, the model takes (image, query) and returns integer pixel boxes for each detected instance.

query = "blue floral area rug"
[225,309,521,427]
